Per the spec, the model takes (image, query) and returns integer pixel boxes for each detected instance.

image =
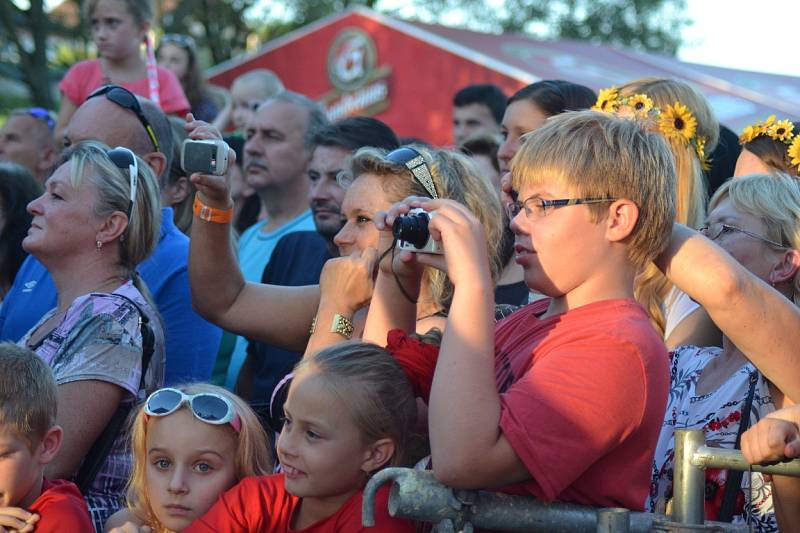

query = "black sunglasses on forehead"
[87,85,160,153]
[106,146,138,220]
[386,146,439,200]
[160,33,196,51]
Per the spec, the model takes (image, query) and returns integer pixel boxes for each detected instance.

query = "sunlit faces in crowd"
[308,145,351,240]
[145,408,238,531]
[89,0,148,62]
[243,100,312,191]
[497,100,548,174]
[333,173,392,257]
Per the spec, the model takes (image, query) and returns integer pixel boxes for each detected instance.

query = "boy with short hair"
[374,110,677,510]
[229,69,284,132]
[0,342,92,532]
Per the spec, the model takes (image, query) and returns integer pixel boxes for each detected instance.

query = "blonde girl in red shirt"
[105,383,272,532]
[183,342,419,533]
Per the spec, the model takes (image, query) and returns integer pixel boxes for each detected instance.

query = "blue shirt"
[0,207,222,384]
[224,210,317,389]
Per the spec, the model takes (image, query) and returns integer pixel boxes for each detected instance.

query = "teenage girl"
[104,383,272,533]
[56,0,189,140]
[182,342,419,532]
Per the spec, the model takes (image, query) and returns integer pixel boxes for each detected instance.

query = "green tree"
[0,0,82,109]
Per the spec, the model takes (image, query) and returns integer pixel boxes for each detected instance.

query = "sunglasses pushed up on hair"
[87,85,160,153]
[144,387,242,432]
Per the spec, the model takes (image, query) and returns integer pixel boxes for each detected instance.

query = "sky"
[677,0,800,77]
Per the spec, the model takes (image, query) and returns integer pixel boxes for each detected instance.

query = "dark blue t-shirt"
[245,231,332,420]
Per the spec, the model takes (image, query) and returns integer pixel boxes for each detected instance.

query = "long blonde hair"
[618,78,718,335]
[125,383,273,530]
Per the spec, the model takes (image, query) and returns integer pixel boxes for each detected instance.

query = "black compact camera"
[392,208,443,254]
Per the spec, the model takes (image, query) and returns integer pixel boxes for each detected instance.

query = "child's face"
[157,42,190,81]
[509,181,608,297]
[230,81,264,131]
[145,409,238,531]
[277,371,377,508]
[90,0,145,62]
[0,428,44,509]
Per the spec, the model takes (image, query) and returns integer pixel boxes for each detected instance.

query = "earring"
[96,240,103,250]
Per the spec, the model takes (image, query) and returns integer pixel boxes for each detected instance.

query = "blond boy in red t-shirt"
[0,342,93,532]
[369,110,677,510]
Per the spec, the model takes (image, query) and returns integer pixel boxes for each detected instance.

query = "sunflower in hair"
[695,136,711,169]
[627,94,653,117]
[739,124,760,144]
[769,120,795,142]
[789,135,800,170]
[659,102,697,143]
[593,87,620,112]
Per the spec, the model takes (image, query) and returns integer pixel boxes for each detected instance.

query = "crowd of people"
[1,0,800,532]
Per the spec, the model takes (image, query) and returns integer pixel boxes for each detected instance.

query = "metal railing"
[362,429,800,532]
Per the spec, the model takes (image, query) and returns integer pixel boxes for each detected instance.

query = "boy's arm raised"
[420,200,530,488]
[656,224,800,401]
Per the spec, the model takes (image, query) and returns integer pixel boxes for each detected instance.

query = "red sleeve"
[184,475,293,533]
[498,336,647,501]
[58,60,102,106]
[157,67,190,116]
[28,479,93,533]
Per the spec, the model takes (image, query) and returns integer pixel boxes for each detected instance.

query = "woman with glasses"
[649,172,800,530]
[17,141,166,530]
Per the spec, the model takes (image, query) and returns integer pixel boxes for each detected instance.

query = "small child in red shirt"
[183,342,419,533]
[0,342,93,532]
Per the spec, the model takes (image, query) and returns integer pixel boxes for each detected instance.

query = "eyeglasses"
[106,147,138,219]
[87,85,160,153]
[160,33,196,51]
[698,222,786,248]
[506,195,617,220]
[386,146,439,199]
[24,107,56,132]
[144,387,242,433]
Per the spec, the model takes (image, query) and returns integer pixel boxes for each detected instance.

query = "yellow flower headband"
[592,86,711,171]
[739,115,800,173]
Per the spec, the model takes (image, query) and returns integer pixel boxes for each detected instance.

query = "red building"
[208,7,800,146]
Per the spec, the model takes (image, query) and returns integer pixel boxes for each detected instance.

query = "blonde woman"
[595,78,721,348]
[650,173,800,530]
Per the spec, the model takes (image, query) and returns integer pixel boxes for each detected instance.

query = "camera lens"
[392,211,430,249]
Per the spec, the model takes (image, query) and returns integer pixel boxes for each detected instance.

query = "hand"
[319,248,379,314]
[0,508,38,533]
[415,198,492,289]
[741,406,800,464]
[374,197,436,282]
[184,113,236,209]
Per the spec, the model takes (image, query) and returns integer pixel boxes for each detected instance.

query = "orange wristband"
[193,195,233,224]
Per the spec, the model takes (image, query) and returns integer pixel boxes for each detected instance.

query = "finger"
[786,436,800,458]
[0,508,34,521]
[362,247,379,267]
[0,516,28,530]
[414,252,448,271]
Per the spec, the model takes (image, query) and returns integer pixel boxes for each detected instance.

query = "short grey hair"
[264,91,330,150]
[138,97,174,185]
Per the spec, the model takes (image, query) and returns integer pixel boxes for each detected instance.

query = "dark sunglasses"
[87,85,160,153]
[24,107,56,132]
[387,146,439,199]
[106,147,138,220]
[144,387,242,432]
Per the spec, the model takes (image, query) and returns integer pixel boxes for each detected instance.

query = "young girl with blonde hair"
[181,342,419,532]
[104,383,272,532]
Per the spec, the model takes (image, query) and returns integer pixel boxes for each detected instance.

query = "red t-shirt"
[184,474,416,533]
[59,59,190,115]
[27,478,93,533]
[494,298,669,510]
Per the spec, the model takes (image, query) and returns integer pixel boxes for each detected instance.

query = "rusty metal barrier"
[363,430,800,532]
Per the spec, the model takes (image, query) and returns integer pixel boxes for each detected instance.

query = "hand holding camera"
[183,113,235,208]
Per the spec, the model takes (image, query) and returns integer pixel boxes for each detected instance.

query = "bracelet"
[193,195,233,224]
[309,313,354,339]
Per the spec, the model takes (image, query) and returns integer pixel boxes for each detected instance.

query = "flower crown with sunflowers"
[739,115,800,173]
[592,87,711,170]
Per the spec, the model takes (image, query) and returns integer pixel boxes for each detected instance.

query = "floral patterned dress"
[648,345,777,531]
